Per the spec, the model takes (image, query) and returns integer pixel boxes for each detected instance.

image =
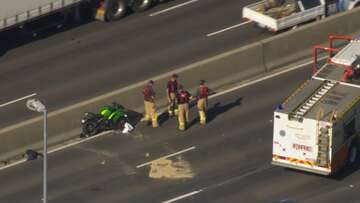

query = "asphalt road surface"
[1,64,359,203]
[0,0,271,127]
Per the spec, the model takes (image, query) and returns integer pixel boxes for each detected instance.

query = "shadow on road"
[207,97,243,123]
[187,97,243,129]
[158,111,170,126]
[284,159,360,180]
[126,109,143,127]
[331,161,360,181]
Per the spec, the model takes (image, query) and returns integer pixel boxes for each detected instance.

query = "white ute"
[242,0,360,32]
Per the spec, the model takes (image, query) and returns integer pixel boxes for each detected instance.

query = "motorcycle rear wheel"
[82,120,99,137]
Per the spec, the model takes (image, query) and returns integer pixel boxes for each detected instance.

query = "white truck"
[0,0,165,32]
[242,0,360,32]
[272,35,360,175]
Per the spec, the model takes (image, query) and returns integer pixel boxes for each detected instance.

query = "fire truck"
[272,35,360,175]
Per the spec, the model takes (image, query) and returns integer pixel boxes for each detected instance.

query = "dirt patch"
[149,157,194,179]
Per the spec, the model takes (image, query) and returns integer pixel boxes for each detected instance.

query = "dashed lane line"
[149,0,199,17]
[206,21,252,37]
[162,165,274,203]
[0,130,112,171]
[136,146,196,168]
[0,93,37,108]
[162,190,203,203]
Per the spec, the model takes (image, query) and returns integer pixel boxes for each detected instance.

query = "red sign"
[292,143,312,152]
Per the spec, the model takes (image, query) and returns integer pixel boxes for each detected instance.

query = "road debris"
[149,158,194,179]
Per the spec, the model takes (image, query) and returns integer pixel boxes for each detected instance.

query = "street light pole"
[43,109,47,203]
[26,99,47,203]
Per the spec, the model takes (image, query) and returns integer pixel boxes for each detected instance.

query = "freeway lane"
[1,63,359,203]
[0,0,270,127]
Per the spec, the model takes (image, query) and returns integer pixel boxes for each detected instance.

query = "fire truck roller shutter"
[131,0,154,12]
[104,0,129,21]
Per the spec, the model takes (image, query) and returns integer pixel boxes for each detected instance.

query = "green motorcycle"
[81,102,133,137]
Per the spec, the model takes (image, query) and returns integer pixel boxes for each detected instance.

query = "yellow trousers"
[178,103,189,131]
[168,92,178,116]
[197,98,207,125]
[144,101,158,128]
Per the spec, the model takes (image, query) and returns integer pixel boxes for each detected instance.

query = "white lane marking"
[136,146,196,168]
[206,21,252,37]
[0,159,27,171]
[0,130,112,171]
[205,165,273,190]
[149,0,199,17]
[0,93,37,108]
[0,56,327,171]
[163,190,203,203]
[209,56,327,99]
[48,131,112,154]
[162,166,272,203]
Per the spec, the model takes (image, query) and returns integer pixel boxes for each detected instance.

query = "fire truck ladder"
[290,80,337,121]
[317,126,330,167]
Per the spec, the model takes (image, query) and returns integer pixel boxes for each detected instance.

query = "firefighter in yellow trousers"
[196,80,211,125]
[177,85,192,131]
[143,80,158,128]
[167,74,179,117]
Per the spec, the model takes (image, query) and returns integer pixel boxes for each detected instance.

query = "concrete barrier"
[1,7,360,163]
[263,7,360,71]
[0,42,266,163]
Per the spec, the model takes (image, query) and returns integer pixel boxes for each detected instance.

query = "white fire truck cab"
[272,35,360,175]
